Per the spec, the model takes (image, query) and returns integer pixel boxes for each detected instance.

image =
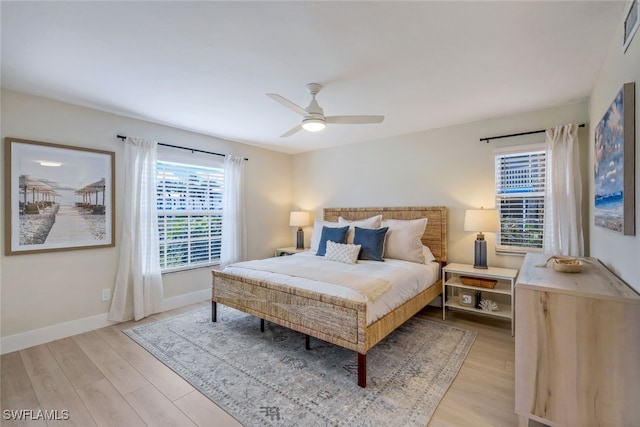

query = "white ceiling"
[1,1,625,154]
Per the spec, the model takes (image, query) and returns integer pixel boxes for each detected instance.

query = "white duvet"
[223,252,440,325]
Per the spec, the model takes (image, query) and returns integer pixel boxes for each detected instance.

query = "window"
[156,160,224,271]
[494,144,546,254]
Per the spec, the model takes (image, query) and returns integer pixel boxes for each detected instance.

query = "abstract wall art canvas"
[594,82,635,235]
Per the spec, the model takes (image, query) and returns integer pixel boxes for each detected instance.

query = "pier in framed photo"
[4,138,115,255]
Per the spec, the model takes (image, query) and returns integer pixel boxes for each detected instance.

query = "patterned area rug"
[124,306,476,426]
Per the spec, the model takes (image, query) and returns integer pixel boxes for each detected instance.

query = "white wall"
[589,4,640,291]
[291,102,589,271]
[0,89,293,341]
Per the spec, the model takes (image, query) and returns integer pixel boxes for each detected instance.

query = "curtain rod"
[479,123,586,143]
[116,135,248,161]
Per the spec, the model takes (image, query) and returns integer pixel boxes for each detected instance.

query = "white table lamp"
[289,211,310,249]
[464,208,499,269]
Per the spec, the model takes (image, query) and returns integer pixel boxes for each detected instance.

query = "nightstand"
[274,247,307,257]
[442,263,518,336]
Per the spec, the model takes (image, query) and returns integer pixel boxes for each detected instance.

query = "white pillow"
[381,218,428,263]
[422,245,436,263]
[324,241,361,265]
[309,219,340,254]
[338,215,383,243]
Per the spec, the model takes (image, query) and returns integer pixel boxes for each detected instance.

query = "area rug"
[124,306,476,426]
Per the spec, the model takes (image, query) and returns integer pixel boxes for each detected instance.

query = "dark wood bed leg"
[260,319,265,332]
[305,335,310,350]
[357,353,367,388]
[212,301,217,322]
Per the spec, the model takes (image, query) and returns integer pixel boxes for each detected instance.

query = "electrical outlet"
[101,288,111,302]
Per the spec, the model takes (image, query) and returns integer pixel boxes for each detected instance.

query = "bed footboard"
[212,270,367,353]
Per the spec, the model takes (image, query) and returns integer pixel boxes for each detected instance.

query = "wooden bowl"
[553,258,583,273]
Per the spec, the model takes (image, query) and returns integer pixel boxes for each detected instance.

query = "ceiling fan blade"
[266,93,307,116]
[280,124,303,138]
[326,115,385,124]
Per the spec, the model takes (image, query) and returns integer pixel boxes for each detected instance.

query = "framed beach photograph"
[594,82,635,235]
[4,138,115,255]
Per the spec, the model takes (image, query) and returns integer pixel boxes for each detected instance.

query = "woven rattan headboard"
[323,206,447,263]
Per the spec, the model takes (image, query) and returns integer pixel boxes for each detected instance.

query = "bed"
[211,206,447,387]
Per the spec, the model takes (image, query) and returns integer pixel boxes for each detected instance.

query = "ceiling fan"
[266,83,384,137]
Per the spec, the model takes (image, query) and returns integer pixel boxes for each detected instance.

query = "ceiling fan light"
[301,118,326,132]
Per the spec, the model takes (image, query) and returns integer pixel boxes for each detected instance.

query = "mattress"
[223,252,440,325]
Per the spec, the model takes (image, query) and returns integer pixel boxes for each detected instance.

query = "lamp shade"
[464,209,499,233]
[289,211,310,227]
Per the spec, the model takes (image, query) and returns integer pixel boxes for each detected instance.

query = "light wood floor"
[1,302,516,427]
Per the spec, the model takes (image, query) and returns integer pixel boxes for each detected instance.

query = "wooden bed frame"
[211,206,447,387]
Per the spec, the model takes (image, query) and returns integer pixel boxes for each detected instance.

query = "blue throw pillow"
[316,226,349,256]
[353,226,389,261]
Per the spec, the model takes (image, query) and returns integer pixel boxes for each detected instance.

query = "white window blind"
[495,145,546,253]
[156,160,224,271]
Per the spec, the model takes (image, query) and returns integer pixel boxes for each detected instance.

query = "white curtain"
[108,137,163,322]
[220,155,247,268]
[543,124,584,256]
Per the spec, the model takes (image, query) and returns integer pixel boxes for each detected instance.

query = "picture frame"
[594,82,635,236]
[459,290,475,307]
[623,0,639,53]
[4,137,115,255]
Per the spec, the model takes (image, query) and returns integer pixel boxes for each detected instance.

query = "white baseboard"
[162,289,210,312]
[1,289,210,355]
[0,313,116,355]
